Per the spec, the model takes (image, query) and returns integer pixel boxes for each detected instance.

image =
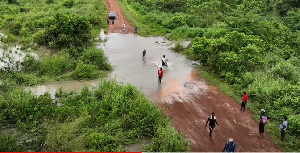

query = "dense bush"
[79,48,112,70]
[38,52,74,76]
[143,124,190,152]
[0,134,26,151]
[1,0,108,49]
[34,13,92,49]
[71,61,97,80]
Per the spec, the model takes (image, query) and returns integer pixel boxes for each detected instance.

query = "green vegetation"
[121,0,300,151]
[0,0,111,84]
[0,80,190,151]
[0,0,190,151]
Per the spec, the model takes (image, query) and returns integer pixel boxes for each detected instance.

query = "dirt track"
[103,0,281,152]
[104,0,134,34]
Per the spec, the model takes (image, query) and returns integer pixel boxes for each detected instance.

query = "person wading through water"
[142,49,146,58]
[158,67,163,84]
[161,55,168,67]
[205,112,219,138]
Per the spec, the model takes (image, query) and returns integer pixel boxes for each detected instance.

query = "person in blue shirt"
[222,138,236,152]
[279,116,288,142]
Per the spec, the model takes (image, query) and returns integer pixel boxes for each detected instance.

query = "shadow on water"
[29,30,207,103]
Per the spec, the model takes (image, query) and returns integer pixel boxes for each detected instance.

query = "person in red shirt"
[158,67,163,84]
[241,92,248,111]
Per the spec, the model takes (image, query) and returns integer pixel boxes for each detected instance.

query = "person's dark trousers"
[158,77,162,84]
[281,129,285,141]
[241,102,246,111]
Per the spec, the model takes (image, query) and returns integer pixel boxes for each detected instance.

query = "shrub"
[10,72,44,86]
[36,13,92,49]
[8,20,22,35]
[71,61,97,80]
[22,54,39,73]
[0,134,26,152]
[79,48,112,70]
[63,0,75,8]
[38,52,74,76]
[273,61,297,81]
[1,33,16,43]
[85,133,121,152]
[288,115,300,137]
[171,42,184,53]
[143,124,190,152]
[46,0,54,4]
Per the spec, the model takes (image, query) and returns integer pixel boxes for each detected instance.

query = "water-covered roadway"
[97,32,206,103]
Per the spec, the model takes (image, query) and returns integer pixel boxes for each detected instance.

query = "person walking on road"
[222,138,236,152]
[134,25,138,34]
[142,49,146,58]
[241,92,248,111]
[122,23,125,31]
[279,116,288,141]
[205,112,219,138]
[158,67,163,84]
[258,109,268,138]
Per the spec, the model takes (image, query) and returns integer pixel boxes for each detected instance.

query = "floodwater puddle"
[28,30,207,103]
[0,36,38,71]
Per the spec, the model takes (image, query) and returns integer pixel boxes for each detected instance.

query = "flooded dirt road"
[28,0,281,150]
[98,32,206,103]
[98,32,280,152]
[29,31,280,151]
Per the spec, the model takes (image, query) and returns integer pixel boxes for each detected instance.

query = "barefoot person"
[158,67,163,84]
[205,112,219,138]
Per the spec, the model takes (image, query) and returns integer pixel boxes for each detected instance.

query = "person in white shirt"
[161,55,168,67]
[279,116,288,141]
[122,23,125,31]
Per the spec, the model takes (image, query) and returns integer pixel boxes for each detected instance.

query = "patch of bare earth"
[104,0,134,34]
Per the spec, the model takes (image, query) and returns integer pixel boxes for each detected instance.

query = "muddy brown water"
[29,31,205,104]
[28,30,280,152]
